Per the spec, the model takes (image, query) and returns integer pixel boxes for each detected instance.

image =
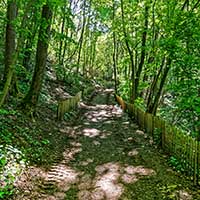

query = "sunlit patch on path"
[82,104,123,123]
[76,162,155,200]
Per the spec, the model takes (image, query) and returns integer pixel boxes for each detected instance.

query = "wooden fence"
[116,95,200,185]
[57,91,82,120]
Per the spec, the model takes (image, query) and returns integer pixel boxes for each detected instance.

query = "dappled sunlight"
[80,158,94,166]
[103,120,114,124]
[14,166,48,199]
[78,174,93,190]
[99,131,111,139]
[62,146,82,163]
[83,128,101,137]
[12,91,195,200]
[124,165,155,176]
[121,174,138,184]
[76,162,156,200]
[14,166,47,188]
[122,121,130,125]
[83,122,91,125]
[93,140,101,145]
[93,163,123,200]
[136,129,145,136]
[128,149,139,156]
[41,164,80,199]
[95,162,120,174]
[46,164,79,186]
[15,163,80,199]
[80,127,111,139]
[178,190,193,200]
[70,141,82,147]
[59,126,81,138]
[83,104,123,123]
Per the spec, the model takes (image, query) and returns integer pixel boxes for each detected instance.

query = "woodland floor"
[12,88,200,200]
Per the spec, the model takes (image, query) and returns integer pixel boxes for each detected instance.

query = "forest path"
[14,89,195,200]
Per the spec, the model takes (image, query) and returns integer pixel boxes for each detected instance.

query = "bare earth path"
[14,89,199,200]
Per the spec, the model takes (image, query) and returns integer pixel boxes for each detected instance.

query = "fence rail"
[116,94,200,185]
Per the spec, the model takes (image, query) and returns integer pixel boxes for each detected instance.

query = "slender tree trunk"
[82,12,91,76]
[147,57,165,109]
[120,0,136,102]
[147,57,171,115]
[58,0,67,65]
[181,0,189,11]
[22,23,38,70]
[22,4,52,111]
[22,5,40,71]
[61,0,73,66]
[89,34,97,77]
[135,3,149,97]
[77,0,87,73]
[192,0,200,11]
[112,0,117,93]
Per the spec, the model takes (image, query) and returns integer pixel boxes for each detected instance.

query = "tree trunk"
[147,56,165,109]
[112,0,117,93]
[120,0,136,102]
[77,0,86,73]
[0,0,35,107]
[135,4,149,97]
[147,57,171,115]
[0,0,17,107]
[89,33,97,77]
[22,4,52,111]
[3,1,17,83]
[58,0,67,65]
[22,18,38,70]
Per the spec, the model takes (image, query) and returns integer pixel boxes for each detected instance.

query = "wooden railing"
[116,95,200,185]
[57,91,82,120]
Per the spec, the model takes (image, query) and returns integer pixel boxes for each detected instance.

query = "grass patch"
[65,186,79,200]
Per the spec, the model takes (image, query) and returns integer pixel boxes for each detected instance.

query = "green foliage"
[159,184,179,200]
[118,79,130,101]
[0,109,18,144]
[63,110,78,121]
[97,6,112,21]
[134,97,145,110]
[65,186,79,200]
[0,145,26,200]
[0,108,15,115]
[0,108,51,166]
[0,185,14,199]
[153,128,162,146]
[168,156,184,173]
[63,72,90,94]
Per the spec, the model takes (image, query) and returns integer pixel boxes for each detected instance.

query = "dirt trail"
[14,89,198,200]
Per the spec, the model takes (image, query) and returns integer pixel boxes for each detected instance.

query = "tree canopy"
[0,0,199,134]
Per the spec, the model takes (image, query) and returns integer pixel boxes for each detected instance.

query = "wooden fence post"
[161,120,166,149]
[141,110,145,130]
[146,113,153,135]
[194,140,198,185]
[197,140,200,185]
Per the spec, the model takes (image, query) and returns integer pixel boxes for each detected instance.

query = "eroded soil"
[13,89,199,200]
